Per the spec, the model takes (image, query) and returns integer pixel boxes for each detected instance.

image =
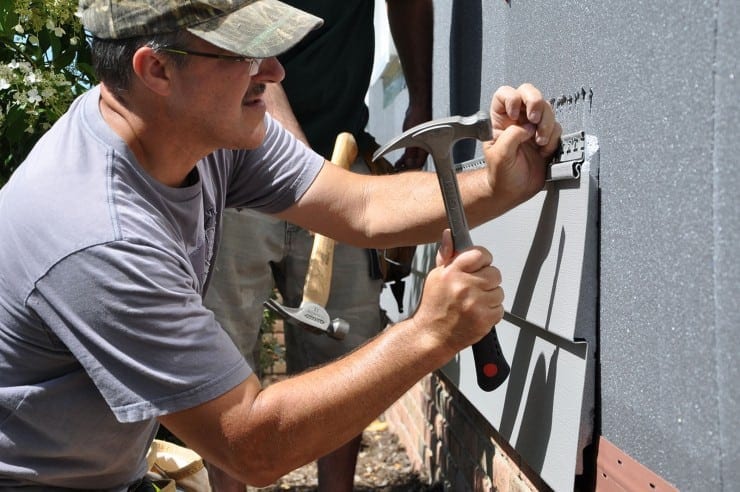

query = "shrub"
[0,0,95,186]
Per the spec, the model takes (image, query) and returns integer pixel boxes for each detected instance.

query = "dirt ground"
[246,419,440,492]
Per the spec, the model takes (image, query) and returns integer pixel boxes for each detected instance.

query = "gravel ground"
[246,418,439,492]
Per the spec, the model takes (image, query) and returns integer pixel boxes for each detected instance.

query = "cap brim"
[187,0,323,58]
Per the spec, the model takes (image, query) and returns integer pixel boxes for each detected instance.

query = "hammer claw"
[263,299,347,340]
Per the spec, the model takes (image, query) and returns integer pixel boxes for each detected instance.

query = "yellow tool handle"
[301,132,358,307]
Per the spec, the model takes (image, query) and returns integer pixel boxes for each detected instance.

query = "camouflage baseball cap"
[78,0,323,58]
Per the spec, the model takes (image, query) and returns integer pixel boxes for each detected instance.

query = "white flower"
[27,88,42,104]
[46,19,56,30]
[25,72,38,84]
[0,78,10,91]
[70,36,78,46]
[28,35,39,46]
[41,87,55,99]
[13,24,24,34]
[54,27,66,37]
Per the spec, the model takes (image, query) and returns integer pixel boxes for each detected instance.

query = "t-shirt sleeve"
[27,240,252,423]
[220,113,325,213]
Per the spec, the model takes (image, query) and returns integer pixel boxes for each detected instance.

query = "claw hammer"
[373,112,510,391]
[264,132,357,340]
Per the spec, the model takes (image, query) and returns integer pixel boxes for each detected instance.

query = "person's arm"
[387,0,433,170]
[276,84,562,249]
[263,82,310,146]
[160,229,501,486]
[160,85,559,486]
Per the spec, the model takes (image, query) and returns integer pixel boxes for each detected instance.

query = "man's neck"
[98,84,208,188]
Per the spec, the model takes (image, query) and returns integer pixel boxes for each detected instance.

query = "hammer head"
[264,299,349,340]
[373,111,492,162]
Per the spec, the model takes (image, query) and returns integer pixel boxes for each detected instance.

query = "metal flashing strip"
[596,437,678,491]
[453,131,586,182]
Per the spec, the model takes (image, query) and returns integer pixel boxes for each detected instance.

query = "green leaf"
[53,47,75,70]
[48,30,63,60]
[0,2,19,34]
[3,107,29,142]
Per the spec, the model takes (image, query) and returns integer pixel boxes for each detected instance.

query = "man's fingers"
[493,84,542,123]
[515,83,558,147]
[451,246,495,276]
[437,235,495,277]
[492,84,558,148]
[539,121,563,158]
[516,83,545,123]
[491,85,521,122]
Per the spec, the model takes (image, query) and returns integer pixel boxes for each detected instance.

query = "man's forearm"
[166,315,459,486]
[359,167,517,247]
[387,0,433,110]
[243,318,452,483]
[264,82,310,146]
[279,163,518,250]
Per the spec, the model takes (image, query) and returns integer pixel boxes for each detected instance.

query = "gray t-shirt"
[0,86,324,490]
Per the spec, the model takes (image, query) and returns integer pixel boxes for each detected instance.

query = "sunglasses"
[159,47,263,76]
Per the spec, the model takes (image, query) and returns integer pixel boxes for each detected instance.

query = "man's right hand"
[411,229,504,354]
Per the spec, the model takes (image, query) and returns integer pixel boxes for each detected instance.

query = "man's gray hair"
[91,30,190,101]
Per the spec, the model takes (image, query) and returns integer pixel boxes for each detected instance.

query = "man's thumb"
[493,123,535,162]
[436,229,454,266]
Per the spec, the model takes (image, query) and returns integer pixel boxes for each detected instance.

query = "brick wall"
[262,315,551,490]
[383,372,551,492]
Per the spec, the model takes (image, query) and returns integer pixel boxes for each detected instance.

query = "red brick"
[382,374,545,492]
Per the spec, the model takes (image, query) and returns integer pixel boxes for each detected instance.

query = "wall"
[368,1,740,490]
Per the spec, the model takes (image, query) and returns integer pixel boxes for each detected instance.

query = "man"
[203,2,432,490]
[0,0,561,490]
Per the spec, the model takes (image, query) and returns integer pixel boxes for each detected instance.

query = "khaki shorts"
[204,157,385,374]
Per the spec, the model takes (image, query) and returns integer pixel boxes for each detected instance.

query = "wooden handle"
[302,133,358,306]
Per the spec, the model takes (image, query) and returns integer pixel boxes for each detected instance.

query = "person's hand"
[393,104,432,171]
[411,230,504,354]
[483,83,562,207]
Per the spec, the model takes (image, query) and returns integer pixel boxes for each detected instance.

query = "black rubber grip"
[472,327,510,391]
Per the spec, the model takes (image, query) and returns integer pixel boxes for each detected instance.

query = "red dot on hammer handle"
[482,363,498,378]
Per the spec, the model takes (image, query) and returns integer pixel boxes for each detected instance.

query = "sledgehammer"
[264,133,357,340]
[373,112,510,391]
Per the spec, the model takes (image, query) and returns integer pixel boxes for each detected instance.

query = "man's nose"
[252,57,285,84]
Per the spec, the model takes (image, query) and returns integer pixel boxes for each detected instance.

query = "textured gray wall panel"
[714,1,740,489]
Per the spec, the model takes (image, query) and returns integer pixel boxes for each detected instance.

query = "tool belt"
[360,137,417,313]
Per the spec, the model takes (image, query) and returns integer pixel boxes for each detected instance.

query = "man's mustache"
[246,83,266,99]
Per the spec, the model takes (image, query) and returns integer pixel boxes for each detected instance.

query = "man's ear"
[132,47,172,95]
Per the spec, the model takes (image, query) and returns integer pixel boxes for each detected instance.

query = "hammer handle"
[433,152,511,392]
[302,132,358,307]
